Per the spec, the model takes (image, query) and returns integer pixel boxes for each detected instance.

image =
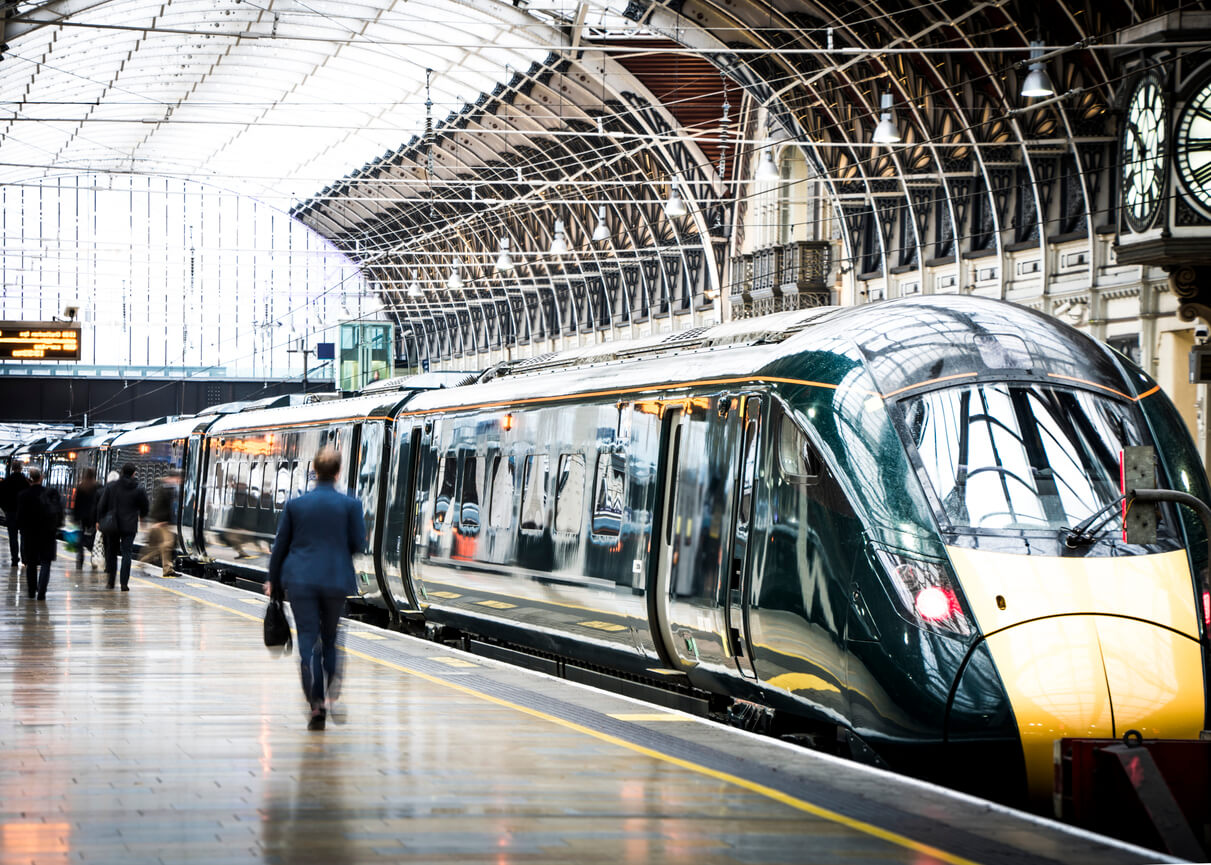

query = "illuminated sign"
[0,321,81,360]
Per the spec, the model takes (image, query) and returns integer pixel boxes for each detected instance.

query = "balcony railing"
[729,241,831,318]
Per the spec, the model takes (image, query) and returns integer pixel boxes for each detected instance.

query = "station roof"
[0,0,562,206]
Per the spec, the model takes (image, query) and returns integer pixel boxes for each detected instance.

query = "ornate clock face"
[1176,75,1211,217]
[1122,72,1168,232]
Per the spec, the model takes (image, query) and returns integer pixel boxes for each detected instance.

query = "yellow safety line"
[142,577,982,865]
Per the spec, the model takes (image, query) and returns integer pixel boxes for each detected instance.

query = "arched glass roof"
[0,0,561,206]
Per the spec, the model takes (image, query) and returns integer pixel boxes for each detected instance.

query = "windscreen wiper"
[1063,495,1125,548]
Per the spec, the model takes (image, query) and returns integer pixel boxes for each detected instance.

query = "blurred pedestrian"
[139,470,180,576]
[0,461,29,567]
[15,467,64,600]
[263,446,365,731]
[71,468,100,570]
[97,463,149,591]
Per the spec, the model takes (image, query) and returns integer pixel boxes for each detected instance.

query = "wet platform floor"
[0,529,1180,865]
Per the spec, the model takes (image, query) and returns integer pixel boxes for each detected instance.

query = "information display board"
[0,322,81,360]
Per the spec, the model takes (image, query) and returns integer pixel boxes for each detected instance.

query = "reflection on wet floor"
[0,528,1165,865]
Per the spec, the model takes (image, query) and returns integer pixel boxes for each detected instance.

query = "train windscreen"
[898,383,1153,534]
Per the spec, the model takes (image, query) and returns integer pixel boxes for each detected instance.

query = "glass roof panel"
[0,0,556,203]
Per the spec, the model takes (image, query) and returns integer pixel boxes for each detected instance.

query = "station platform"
[0,529,1183,865]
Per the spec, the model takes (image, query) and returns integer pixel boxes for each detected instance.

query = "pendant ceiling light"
[872,93,901,144]
[664,186,687,218]
[755,147,779,181]
[495,236,513,272]
[592,205,610,242]
[1021,41,1055,98]
[406,270,423,298]
[447,257,463,290]
[549,219,569,255]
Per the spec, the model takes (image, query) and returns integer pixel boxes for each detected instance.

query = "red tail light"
[1203,590,1210,628]
[874,549,971,637]
[915,586,961,622]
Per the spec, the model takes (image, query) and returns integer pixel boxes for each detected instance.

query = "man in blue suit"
[265,446,366,731]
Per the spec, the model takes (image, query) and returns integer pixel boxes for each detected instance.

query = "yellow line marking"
[145,577,983,865]
[348,630,387,640]
[428,590,462,598]
[609,713,692,722]
[646,667,683,676]
[431,656,479,668]
[578,620,628,632]
[475,599,516,609]
[238,598,264,605]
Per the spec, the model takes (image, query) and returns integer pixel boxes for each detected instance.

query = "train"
[4,294,1209,808]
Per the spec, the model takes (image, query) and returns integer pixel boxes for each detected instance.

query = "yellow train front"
[818,296,1210,807]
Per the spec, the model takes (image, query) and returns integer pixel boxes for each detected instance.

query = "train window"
[434,452,457,529]
[459,451,481,532]
[520,454,548,531]
[591,452,625,537]
[275,462,290,509]
[488,455,514,529]
[289,460,303,501]
[249,461,262,509]
[738,419,758,526]
[777,407,822,484]
[259,463,274,509]
[900,383,1144,533]
[554,453,585,535]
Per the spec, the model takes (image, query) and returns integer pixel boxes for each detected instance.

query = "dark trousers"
[289,586,346,709]
[104,532,135,587]
[75,529,96,566]
[4,511,18,565]
[25,560,50,597]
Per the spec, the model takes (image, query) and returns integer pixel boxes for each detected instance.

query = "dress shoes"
[307,711,326,731]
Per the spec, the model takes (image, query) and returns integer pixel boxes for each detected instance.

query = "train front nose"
[980,614,1204,800]
[947,547,1207,802]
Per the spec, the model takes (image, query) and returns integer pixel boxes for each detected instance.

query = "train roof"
[205,391,411,435]
[791,294,1140,401]
[45,427,123,452]
[108,414,221,447]
[397,296,1141,417]
[399,312,843,415]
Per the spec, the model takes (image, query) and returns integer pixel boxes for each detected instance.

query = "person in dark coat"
[139,471,180,576]
[264,446,365,731]
[96,463,149,591]
[0,462,29,567]
[71,467,100,570]
[15,467,63,600]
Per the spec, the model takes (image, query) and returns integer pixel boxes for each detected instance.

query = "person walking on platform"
[71,468,100,571]
[96,463,149,591]
[15,468,64,600]
[139,471,180,576]
[0,462,29,567]
[264,446,365,731]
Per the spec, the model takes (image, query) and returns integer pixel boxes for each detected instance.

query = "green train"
[12,295,1210,806]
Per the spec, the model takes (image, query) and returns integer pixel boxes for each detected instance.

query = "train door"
[351,422,385,601]
[649,395,754,675]
[180,431,205,557]
[381,424,423,615]
[726,396,761,679]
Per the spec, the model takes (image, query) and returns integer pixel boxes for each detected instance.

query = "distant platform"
[0,528,1177,865]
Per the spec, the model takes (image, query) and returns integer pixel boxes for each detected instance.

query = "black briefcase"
[263,597,292,656]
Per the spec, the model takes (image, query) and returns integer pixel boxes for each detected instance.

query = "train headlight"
[873,549,971,637]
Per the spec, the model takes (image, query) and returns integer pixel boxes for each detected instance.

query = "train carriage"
[41,428,122,508]
[199,393,414,609]
[4,295,1203,809]
[107,416,219,557]
[379,295,1210,806]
